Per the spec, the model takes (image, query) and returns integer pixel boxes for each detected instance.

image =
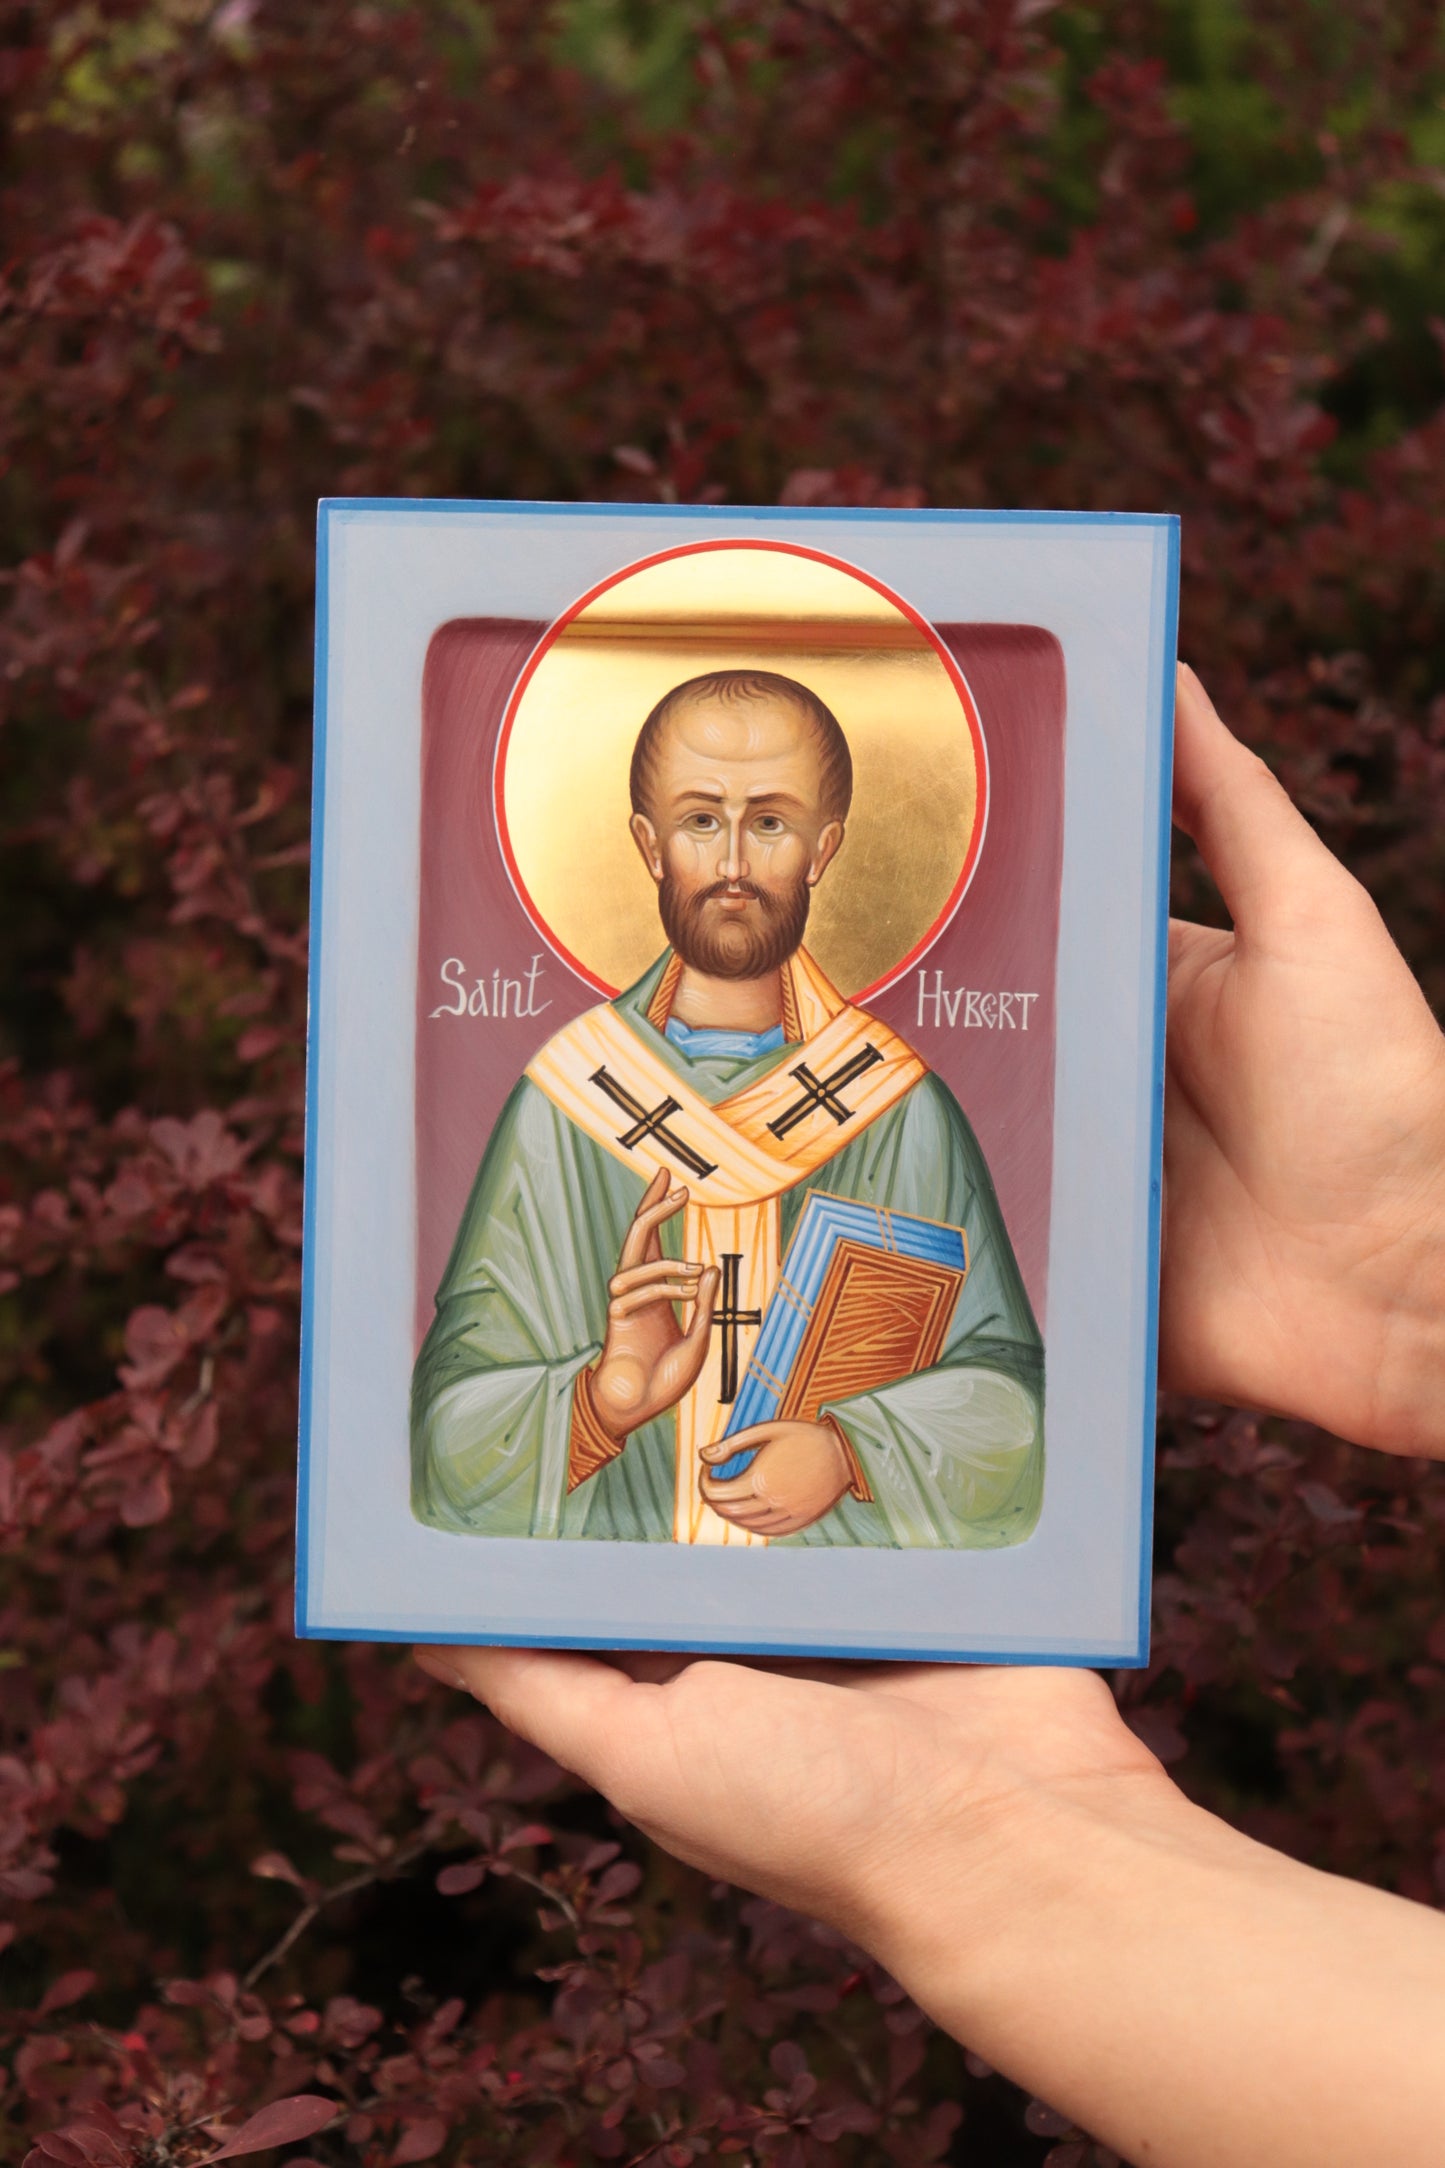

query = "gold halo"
[495,540,986,1000]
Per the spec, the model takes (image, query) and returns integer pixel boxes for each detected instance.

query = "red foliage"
[1,2,1443,2161]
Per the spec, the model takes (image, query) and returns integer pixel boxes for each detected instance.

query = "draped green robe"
[411,956,1044,1547]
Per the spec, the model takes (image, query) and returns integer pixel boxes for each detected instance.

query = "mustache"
[699,880,776,908]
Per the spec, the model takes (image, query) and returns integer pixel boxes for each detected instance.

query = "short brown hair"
[629,669,853,826]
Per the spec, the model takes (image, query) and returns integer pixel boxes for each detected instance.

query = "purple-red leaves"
[434,1859,489,1896]
[3,4,1445,2163]
[196,2097,339,2163]
[35,1974,96,2021]
[389,2119,447,2165]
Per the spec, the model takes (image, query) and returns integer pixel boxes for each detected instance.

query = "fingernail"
[415,1650,471,1692]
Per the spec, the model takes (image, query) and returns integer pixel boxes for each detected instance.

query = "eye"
[686,813,719,833]
[753,814,785,835]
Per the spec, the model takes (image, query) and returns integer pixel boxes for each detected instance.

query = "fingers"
[618,1169,689,1271]
[608,1257,710,1319]
[652,1267,719,1401]
[700,1460,758,1499]
[610,1258,704,1299]
[701,1456,766,1508]
[701,1465,758,1500]
[710,1499,789,1533]
[700,1424,773,1464]
[608,1255,708,1319]
[413,1644,641,1791]
[610,1283,701,1318]
[1172,662,1351,938]
[704,1484,801,1534]
[700,1428,769,1508]
[675,1265,719,1357]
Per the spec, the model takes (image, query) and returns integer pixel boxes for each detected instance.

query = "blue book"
[708,1192,970,1484]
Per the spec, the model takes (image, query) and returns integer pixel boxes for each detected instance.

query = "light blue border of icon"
[297,499,1178,1668]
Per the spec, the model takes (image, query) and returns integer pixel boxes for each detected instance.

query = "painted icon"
[410,541,1049,1547]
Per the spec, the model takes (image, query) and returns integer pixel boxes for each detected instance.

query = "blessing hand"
[1163,665,1445,1455]
[699,1418,855,1534]
[590,1167,719,1441]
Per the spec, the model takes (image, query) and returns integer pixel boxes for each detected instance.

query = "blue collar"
[665,1017,787,1061]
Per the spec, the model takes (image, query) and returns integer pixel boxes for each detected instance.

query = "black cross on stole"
[712,1252,761,1404]
[766,1043,884,1139]
[589,1067,717,1181]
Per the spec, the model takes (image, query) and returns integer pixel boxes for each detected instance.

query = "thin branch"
[503,1863,580,1929]
[244,1837,431,1990]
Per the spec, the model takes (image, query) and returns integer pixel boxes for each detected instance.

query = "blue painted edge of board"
[296,497,1180,1667]
[319,495,1176,529]
[1132,513,1181,1669]
[301,1623,1140,1665]
[294,501,331,1638]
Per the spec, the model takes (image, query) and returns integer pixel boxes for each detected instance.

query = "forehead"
[651,694,823,787]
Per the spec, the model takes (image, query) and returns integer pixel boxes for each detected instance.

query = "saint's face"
[629,695,844,979]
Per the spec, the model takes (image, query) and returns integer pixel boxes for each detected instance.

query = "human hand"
[1163,665,1445,1455]
[590,1167,719,1441]
[413,1646,1445,2168]
[411,1646,1168,1949]
[699,1418,855,1533]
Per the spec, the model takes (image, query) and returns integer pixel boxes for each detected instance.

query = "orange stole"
[525,948,929,1544]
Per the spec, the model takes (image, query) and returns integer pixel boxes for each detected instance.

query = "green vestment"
[411,955,1044,1547]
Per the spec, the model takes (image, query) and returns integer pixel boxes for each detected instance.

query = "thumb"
[1172,662,1351,941]
[415,1645,643,1793]
[701,1426,768,1461]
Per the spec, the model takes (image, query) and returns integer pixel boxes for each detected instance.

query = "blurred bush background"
[1,2,1443,2162]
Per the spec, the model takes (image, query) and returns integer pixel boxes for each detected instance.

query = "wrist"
[568,1366,628,1491]
[1377,1183,1445,1457]
[856,1757,1445,2168]
[859,1762,1205,2035]
[820,1411,874,1502]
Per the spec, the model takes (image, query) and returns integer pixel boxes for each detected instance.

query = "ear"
[806,820,844,888]
[630,811,664,884]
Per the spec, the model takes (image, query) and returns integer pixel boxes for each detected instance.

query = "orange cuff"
[568,1367,625,1493]
[823,1413,874,1504]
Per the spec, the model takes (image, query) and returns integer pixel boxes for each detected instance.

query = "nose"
[718,815,748,883]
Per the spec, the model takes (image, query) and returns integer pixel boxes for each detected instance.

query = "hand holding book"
[704,1193,970,1491]
[699,1419,860,1537]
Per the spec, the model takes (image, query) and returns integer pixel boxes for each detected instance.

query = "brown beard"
[659,874,811,981]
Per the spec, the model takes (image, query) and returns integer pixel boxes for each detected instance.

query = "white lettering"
[523,954,551,1017]
[429,953,552,1021]
[429,957,468,1018]
[913,973,1043,1032]
[916,969,961,1028]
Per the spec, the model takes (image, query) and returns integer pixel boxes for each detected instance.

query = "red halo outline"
[491,536,989,1002]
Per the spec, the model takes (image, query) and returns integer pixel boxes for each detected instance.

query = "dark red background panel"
[415,622,1065,1348]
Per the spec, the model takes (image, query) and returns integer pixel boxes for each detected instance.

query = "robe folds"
[411,948,1044,1549]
